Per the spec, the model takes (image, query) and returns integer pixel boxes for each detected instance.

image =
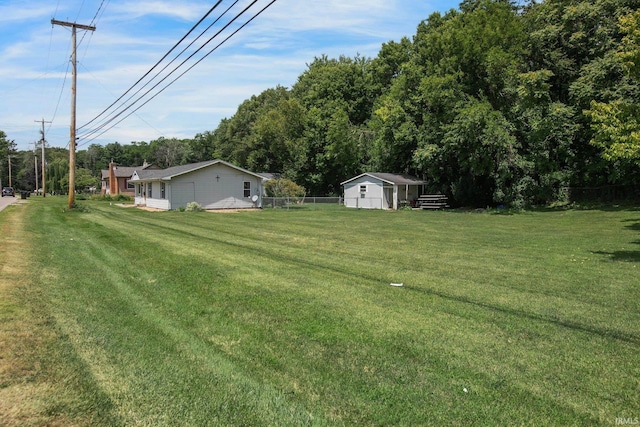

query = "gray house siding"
[170,164,260,210]
[343,178,388,209]
[171,182,195,209]
[131,160,263,210]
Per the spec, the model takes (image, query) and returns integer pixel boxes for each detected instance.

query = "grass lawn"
[1,197,639,425]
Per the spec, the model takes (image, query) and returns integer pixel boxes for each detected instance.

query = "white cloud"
[0,2,51,24]
[102,0,210,22]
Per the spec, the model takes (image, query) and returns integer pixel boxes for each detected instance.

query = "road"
[0,194,19,212]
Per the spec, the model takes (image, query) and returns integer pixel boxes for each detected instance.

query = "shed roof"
[130,159,264,182]
[341,172,425,186]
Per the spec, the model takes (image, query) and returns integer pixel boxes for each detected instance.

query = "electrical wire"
[78,0,238,136]
[77,0,246,142]
[78,61,165,139]
[76,0,278,146]
[77,0,260,142]
[79,0,110,61]
[78,0,277,146]
[48,60,72,138]
[78,0,225,132]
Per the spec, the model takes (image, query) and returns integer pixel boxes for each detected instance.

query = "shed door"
[384,187,393,209]
[172,182,195,209]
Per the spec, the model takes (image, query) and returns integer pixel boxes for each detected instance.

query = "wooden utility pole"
[34,144,38,194]
[51,19,95,208]
[35,118,51,197]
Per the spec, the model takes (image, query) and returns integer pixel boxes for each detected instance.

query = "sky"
[0,0,461,152]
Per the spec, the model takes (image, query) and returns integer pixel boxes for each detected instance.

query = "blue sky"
[0,0,461,152]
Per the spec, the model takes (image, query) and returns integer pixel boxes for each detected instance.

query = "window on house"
[137,184,142,196]
[126,179,134,189]
[161,182,166,199]
[243,181,251,197]
[148,182,152,198]
[360,184,367,192]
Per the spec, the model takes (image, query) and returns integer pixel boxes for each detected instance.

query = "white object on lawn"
[390,283,403,287]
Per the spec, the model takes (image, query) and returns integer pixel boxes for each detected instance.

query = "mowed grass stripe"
[93,205,640,345]
[34,203,322,425]
[22,198,640,425]
[67,204,640,424]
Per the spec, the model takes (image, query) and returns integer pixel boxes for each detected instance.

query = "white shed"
[341,173,425,210]
[129,160,264,210]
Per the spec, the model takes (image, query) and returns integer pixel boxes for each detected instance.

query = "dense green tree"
[58,167,98,193]
[188,131,218,163]
[0,130,17,188]
[291,55,375,194]
[525,0,640,187]
[586,8,640,167]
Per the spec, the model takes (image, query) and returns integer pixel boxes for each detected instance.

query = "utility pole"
[35,118,51,197]
[34,144,38,194]
[51,19,95,209]
[8,155,11,187]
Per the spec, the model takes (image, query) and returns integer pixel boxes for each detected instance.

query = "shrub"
[265,178,305,198]
[184,202,203,212]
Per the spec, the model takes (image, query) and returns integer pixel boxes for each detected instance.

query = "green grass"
[3,197,640,425]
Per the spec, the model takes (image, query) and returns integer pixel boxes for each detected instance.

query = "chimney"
[109,161,117,196]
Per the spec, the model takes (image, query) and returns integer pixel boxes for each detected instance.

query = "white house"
[341,173,425,210]
[129,160,264,210]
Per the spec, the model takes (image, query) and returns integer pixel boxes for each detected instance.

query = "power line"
[78,1,277,147]
[49,60,72,142]
[79,0,110,58]
[78,0,226,132]
[77,0,263,142]
[77,61,165,139]
[76,0,278,146]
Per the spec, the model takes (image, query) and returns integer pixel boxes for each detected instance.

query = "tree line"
[2,0,640,207]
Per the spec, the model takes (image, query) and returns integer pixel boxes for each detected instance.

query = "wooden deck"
[416,194,449,209]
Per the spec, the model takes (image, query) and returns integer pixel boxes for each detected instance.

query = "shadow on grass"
[594,219,640,262]
[593,250,640,262]
[403,284,640,345]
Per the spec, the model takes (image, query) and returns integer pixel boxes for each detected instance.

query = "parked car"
[2,187,15,197]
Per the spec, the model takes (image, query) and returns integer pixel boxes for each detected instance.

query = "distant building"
[101,161,158,196]
[341,172,425,210]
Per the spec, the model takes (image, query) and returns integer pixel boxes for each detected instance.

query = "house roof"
[101,162,157,180]
[130,159,265,182]
[101,166,137,180]
[256,172,281,181]
[340,172,425,186]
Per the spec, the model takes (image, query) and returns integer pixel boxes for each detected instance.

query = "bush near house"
[264,178,305,198]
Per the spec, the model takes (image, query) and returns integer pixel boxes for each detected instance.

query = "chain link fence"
[262,196,343,209]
